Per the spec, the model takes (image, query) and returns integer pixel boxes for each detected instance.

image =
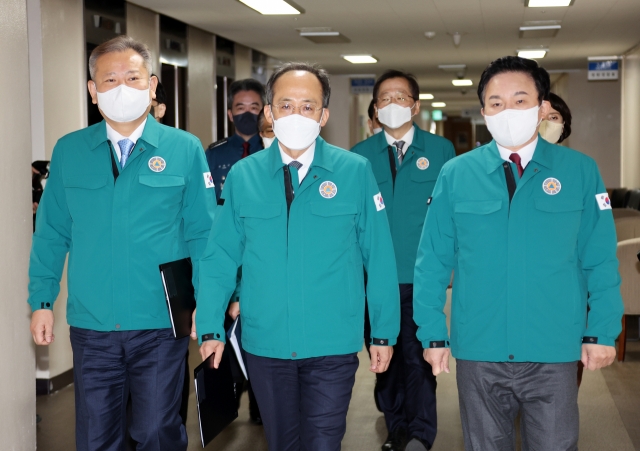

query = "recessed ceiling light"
[452,79,473,87]
[342,55,377,64]
[419,93,434,100]
[432,102,447,108]
[239,0,302,15]
[518,50,547,59]
[526,0,572,7]
[587,56,621,61]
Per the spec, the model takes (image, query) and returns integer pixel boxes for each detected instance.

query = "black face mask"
[233,111,259,136]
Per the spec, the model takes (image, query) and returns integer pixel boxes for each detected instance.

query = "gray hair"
[266,62,331,108]
[89,35,153,80]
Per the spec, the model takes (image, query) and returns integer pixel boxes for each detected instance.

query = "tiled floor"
[36,309,640,450]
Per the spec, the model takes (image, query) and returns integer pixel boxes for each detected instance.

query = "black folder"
[194,350,239,447]
[159,258,195,339]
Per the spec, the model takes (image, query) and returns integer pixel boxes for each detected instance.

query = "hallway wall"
[321,75,352,150]
[0,0,37,449]
[126,3,160,80]
[622,46,640,189]
[187,26,216,148]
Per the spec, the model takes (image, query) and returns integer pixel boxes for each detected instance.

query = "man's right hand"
[31,310,55,345]
[199,340,225,368]
[227,301,240,320]
[424,347,451,376]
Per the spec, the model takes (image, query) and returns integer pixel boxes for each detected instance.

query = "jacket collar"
[89,114,159,151]
[269,136,334,177]
[376,123,424,152]
[484,135,553,174]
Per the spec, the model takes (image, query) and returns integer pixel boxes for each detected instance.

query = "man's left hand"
[370,345,393,373]
[581,343,616,370]
[190,308,197,340]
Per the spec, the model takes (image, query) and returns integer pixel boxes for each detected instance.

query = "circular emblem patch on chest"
[416,157,430,170]
[319,181,338,199]
[542,177,561,195]
[148,156,166,172]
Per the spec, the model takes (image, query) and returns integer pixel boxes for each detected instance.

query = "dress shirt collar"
[106,119,147,159]
[497,136,538,169]
[384,125,415,154]
[279,142,316,184]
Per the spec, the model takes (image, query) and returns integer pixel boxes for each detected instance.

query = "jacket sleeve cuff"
[582,335,616,347]
[199,331,226,345]
[422,339,450,349]
[29,300,54,312]
[370,337,396,346]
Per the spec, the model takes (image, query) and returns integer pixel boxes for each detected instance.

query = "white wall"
[621,47,640,189]
[36,0,86,379]
[553,71,621,187]
[321,75,352,150]
[27,0,45,162]
[187,26,215,148]
[0,0,37,448]
[126,3,160,80]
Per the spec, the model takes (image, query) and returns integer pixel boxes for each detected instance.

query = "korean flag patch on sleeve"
[374,192,385,211]
[596,193,612,210]
[203,172,215,189]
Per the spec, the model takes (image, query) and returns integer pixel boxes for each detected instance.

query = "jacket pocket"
[239,203,282,219]
[138,175,185,188]
[310,202,358,217]
[410,166,439,183]
[64,175,109,189]
[454,200,502,215]
[534,197,583,213]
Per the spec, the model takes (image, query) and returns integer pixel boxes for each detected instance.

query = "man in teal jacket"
[28,36,215,451]
[414,56,623,451]
[352,70,455,451]
[196,62,400,450]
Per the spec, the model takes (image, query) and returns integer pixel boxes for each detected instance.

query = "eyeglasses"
[272,102,323,118]
[377,91,415,107]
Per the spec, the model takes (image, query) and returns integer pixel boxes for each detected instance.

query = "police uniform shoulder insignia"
[319,181,338,199]
[542,177,561,195]
[208,138,228,150]
[595,192,612,210]
[148,156,166,172]
[416,157,430,170]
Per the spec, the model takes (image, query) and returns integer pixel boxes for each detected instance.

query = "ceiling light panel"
[526,0,573,7]
[432,102,447,108]
[419,94,434,100]
[239,0,301,15]
[452,79,473,86]
[518,50,547,59]
[342,55,377,64]
[300,32,350,44]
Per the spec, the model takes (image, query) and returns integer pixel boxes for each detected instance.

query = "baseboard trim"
[36,368,74,395]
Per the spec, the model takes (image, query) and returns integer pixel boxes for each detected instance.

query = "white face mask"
[484,106,541,148]
[96,83,151,123]
[262,136,275,149]
[272,111,323,151]
[372,127,383,134]
[539,120,564,144]
[377,103,413,129]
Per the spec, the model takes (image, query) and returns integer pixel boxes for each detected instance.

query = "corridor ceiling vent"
[298,28,350,44]
[519,21,562,38]
[518,49,548,59]
[238,0,303,15]
[419,94,435,100]
[432,102,447,108]
[342,55,377,64]
[526,0,573,7]
[452,79,473,87]
[424,31,437,40]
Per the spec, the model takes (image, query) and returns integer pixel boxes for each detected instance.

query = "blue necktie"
[118,138,135,168]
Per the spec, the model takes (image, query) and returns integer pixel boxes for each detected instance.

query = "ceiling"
[131,0,640,112]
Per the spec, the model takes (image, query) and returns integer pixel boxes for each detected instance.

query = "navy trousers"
[70,327,189,451]
[367,284,438,447]
[246,352,359,451]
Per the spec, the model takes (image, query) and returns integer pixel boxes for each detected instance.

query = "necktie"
[242,142,250,159]
[509,153,524,178]
[118,138,135,169]
[288,161,303,170]
[393,140,406,165]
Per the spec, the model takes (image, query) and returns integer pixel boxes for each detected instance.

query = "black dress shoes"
[381,427,407,451]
